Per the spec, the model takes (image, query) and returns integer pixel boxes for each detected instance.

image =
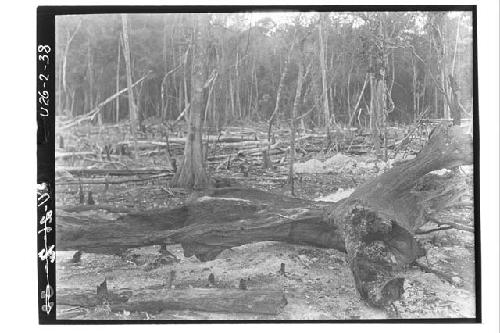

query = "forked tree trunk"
[171,14,209,189]
[57,124,472,310]
[348,74,368,128]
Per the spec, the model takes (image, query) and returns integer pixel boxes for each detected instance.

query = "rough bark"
[57,187,344,260]
[171,14,209,189]
[368,19,389,156]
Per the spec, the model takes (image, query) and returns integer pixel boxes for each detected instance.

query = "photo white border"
[1,0,497,332]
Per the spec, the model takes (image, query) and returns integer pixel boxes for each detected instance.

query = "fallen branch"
[428,217,474,233]
[412,262,458,286]
[56,172,172,185]
[58,72,151,130]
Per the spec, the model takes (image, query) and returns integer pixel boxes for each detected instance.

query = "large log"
[57,287,288,315]
[327,124,473,309]
[57,187,345,260]
[57,124,473,310]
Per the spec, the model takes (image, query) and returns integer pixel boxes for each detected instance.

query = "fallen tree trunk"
[55,151,96,160]
[57,168,173,177]
[57,124,473,310]
[58,287,287,315]
[327,125,473,308]
[58,187,344,260]
[56,173,172,185]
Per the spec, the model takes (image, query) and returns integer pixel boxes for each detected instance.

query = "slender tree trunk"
[204,74,216,125]
[172,14,209,189]
[248,58,255,118]
[430,12,450,120]
[253,60,260,118]
[318,13,331,143]
[178,78,183,118]
[346,64,352,125]
[87,42,98,125]
[441,69,449,119]
[235,50,242,118]
[161,16,168,120]
[70,89,76,117]
[289,60,304,196]
[434,86,439,118]
[448,74,462,125]
[61,20,81,116]
[451,15,461,77]
[267,36,295,152]
[229,78,235,120]
[115,38,121,123]
[121,14,138,157]
[349,73,368,128]
[183,57,190,120]
[412,53,417,122]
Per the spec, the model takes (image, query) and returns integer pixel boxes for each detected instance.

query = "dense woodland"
[56,12,472,130]
[55,12,475,320]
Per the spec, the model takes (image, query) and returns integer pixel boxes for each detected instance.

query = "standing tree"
[318,12,332,144]
[428,12,450,120]
[121,14,138,157]
[115,37,121,123]
[172,14,210,189]
[267,30,296,153]
[59,19,82,116]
